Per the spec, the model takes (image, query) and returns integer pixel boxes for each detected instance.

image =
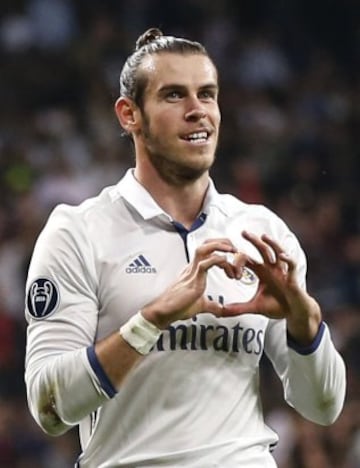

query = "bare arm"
[94,333,144,388]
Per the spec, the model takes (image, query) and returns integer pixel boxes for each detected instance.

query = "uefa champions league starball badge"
[26,277,60,319]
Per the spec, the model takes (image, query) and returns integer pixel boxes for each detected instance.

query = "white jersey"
[25,169,346,468]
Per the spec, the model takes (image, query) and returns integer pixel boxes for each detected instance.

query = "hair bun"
[135,28,163,51]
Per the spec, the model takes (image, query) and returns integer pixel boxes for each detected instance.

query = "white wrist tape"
[119,312,162,355]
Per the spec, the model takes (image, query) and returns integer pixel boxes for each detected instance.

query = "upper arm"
[25,206,100,430]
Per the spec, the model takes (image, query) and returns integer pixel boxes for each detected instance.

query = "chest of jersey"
[94,220,266,365]
[96,224,186,334]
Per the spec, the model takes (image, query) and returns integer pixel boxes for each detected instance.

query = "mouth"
[181,130,211,145]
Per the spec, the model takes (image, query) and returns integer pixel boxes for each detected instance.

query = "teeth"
[186,131,208,141]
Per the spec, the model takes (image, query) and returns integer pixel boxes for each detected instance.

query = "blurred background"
[0,0,359,466]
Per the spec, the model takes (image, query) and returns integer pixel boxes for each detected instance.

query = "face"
[135,53,221,185]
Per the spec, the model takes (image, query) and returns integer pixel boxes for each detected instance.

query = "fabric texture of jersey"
[25,169,346,468]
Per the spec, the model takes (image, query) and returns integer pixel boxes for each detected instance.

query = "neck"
[134,161,209,229]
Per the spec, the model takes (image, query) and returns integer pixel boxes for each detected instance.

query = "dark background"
[0,1,359,466]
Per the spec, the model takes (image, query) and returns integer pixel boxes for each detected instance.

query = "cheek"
[212,106,221,126]
[150,110,179,136]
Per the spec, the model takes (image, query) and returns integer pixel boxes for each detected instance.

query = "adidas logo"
[125,255,157,274]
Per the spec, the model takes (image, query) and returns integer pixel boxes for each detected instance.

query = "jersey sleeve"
[24,205,112,436]
[264,217,346,425]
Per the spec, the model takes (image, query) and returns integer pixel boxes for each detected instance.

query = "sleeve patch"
[26,277,60,319]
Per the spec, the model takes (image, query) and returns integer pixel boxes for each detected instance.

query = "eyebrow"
[157,83,219,95]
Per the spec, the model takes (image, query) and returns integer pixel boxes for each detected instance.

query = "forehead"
[140,53,218,92]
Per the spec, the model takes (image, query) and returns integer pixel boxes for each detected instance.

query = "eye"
[165,90,183,101]
[199,89,217,101]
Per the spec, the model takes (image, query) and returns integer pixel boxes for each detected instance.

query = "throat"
[134,154,210,228]
[154,184,208,229]
[164,196,205,229]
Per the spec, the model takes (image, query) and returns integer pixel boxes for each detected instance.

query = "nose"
[184,97,206,121]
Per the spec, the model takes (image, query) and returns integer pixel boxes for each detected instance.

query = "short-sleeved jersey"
[25,169,346,468]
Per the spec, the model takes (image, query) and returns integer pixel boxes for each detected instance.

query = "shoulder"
[27,188,121,285]
[217,193,287,229]
[42,184,122,237]
[29,186,123,270]
[216,193,305,258]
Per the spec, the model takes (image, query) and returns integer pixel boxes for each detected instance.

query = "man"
[25,28,346,467]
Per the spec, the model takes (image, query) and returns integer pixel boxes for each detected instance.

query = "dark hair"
[119,28,211,108]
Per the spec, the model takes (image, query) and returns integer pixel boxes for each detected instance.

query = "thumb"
[200,297,225,317]
[221,301,257,316]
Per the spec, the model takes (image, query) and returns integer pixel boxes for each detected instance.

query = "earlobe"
[114,97,138,133]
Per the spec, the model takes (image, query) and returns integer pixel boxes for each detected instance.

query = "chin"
[147,145,215,185]
[179,158,213,181]
[192,152,215,170]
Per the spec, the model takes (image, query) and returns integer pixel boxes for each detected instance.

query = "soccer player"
[25,28,346,467]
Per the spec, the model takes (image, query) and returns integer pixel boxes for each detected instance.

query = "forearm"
[286,295,322,345]
[26,336,146,437]
[26,348,109,435]
[94,331,145,389]
[26,309,164,436]
[284,323,346,425]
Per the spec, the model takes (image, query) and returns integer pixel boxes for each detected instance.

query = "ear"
[114,97,140,134]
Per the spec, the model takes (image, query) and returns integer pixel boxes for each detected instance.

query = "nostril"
[185,109,206,121]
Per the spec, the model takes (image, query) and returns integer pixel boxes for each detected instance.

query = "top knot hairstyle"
[135,27,163,51]
[119,28,212,108]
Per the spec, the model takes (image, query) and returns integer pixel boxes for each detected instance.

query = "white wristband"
[119,312,162,355]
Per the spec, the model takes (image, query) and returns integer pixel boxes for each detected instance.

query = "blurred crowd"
[0,0,359,467]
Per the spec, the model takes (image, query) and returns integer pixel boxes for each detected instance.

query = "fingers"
[260,234,285,260]
[191,234,296,283]
[197,253,237,279]
[278,252,296,275]
[202,297,225,317]
[242,231,277,264]
[242,231,295,270]
[194,238,237,260]
[192,238,241,279]
[232,252,247,280]
[202,238,237,247]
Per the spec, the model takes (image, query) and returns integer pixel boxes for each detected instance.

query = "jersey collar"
[112,169,230,220]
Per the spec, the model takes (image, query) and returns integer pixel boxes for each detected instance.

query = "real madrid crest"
[239,267,257,285]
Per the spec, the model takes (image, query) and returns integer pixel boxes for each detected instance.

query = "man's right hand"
[141,238,245,329]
